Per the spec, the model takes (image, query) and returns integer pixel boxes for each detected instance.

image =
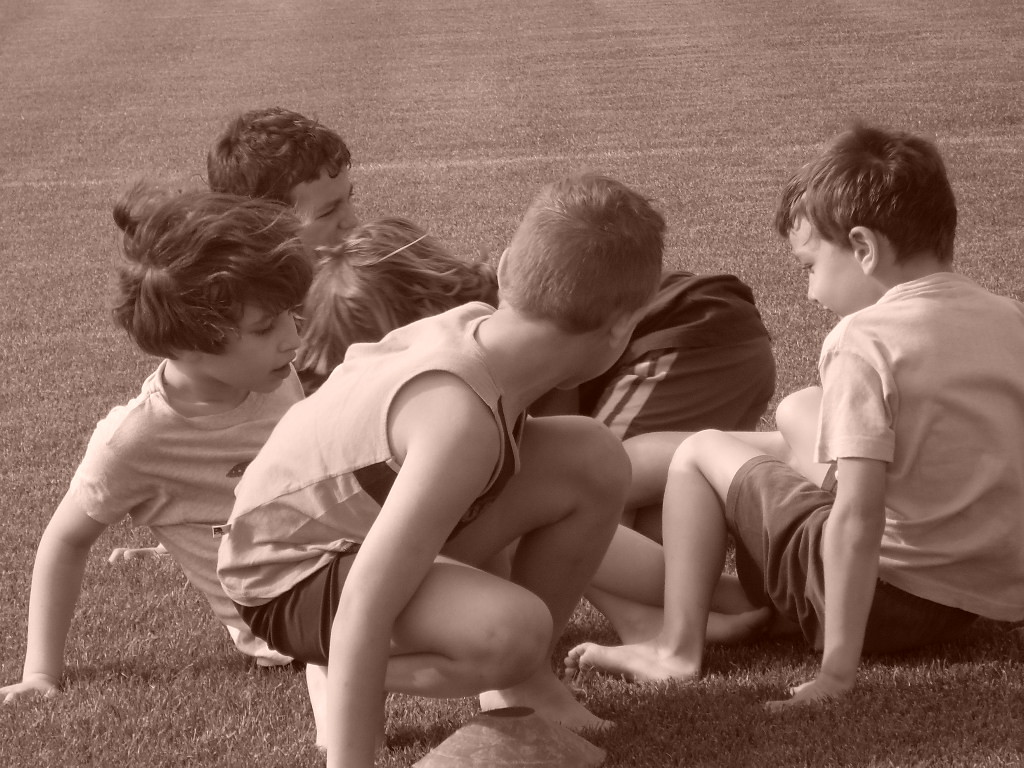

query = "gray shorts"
[725,455,977,653]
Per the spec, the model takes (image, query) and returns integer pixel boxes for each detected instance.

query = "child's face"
[195,305,301,396]
[290,166,358,250]
[788,218,881,317]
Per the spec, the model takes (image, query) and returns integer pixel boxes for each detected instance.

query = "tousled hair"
[206,107,352,204]
[774,123,957,263]
[499,173,664,333]
[112,182,313,358]
[295,217,497,392]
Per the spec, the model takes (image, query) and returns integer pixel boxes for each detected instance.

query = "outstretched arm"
[324,372,500,768]
[767,456,886,709]
[2,497,107,703]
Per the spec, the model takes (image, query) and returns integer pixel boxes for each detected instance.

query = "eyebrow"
[315,182,354,217]
[239,309,275,330]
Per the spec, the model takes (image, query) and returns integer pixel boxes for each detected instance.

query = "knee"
[562,417,632,503]
[669,429,724,471]
[471,596,552,688]
[775,386,821,437]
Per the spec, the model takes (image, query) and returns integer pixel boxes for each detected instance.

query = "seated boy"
[206,106,358,250]
[0,184,313,703]
[565,124,1024,705]
[216,173,665,767]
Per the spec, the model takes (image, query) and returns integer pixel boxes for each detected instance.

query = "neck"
[878,251,953,290]
[474,308,596,418]
[162,360,248,417]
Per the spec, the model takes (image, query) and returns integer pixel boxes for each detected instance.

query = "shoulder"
[389,370,500,462]
[85,372,172,457]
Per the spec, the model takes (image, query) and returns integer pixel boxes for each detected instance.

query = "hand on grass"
[764,673,852,711]
[1,674,59,704]
[108,544,169,563]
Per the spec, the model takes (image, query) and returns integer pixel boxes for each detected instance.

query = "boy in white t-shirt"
[566,124,1024,706]
[1,184,312,703]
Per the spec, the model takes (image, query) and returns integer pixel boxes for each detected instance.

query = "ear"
[848,226,883,275]
[607,305,646,349]
[495,248,510,283]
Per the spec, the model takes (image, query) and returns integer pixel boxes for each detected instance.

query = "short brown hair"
[500,173,664,333]
[207,107,351,204]
[775,124,957,263]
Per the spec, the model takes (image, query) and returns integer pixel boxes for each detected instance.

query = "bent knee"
[559,416,632,497]
[669,429,726,468]
[775,386,821,434]
[471,597,552,687]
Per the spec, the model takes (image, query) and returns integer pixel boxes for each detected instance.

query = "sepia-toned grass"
[1,0,1022,765]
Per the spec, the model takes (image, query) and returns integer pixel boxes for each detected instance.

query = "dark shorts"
[725,456,977,654]
[235,547,361,665]
[585,337,776,439]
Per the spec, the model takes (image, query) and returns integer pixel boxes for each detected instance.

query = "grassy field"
[1,0,1023,765]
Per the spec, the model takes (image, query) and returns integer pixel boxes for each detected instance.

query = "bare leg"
[775,386,830,486]
[624,430,790,542]
[587,586,769,646]
[566,431,773,682]
[305,560,549,748]
[586,522,769,646]
[443,416,630,730]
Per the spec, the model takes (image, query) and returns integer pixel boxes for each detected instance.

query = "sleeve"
[816,341,896,464]
[63,407,152,526]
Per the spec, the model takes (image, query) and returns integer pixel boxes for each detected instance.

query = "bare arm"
[2,496,107,702]
[325,372,500,768]
[768,456,886,709]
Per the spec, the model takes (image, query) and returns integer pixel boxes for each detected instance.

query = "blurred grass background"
[1,0,1022,765]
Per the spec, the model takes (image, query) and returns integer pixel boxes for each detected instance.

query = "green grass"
[2,0,1023,765]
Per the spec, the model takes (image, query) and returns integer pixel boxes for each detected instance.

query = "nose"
[337,204,359,235]
[280,313,301,352]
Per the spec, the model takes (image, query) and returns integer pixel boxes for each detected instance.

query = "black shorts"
[726,456,977,654]
[235,547,361,666]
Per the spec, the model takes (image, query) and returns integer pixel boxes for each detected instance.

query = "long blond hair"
[295,217,498,393]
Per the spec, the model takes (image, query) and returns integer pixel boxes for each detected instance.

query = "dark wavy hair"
[775,123,957,263]
[206,107,352,204]
[112,182,313,358]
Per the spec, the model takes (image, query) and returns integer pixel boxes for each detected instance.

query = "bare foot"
[563,639,700,683]
[108,544,169,563]
[706,607,773,644]
[602,599,664,645]
[479,668,612,732]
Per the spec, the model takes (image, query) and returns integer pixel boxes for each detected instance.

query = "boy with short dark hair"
[207,107,358,249]
[0,184,313,704]
[216,173,665,767]
[565,125,1024,705]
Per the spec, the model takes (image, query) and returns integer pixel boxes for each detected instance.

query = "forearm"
[22,531,91,681]
[325,603,391,768]
[819,505,883,686]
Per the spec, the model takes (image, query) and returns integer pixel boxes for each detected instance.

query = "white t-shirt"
[64,360,303,657]
[817,272,1024,621]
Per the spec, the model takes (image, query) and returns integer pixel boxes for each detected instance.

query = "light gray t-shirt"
[65,360,304,656]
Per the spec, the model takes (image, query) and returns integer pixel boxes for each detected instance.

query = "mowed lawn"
[1,0,1023,766]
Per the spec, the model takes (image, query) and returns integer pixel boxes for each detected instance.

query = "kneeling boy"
[217,173,666,767]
